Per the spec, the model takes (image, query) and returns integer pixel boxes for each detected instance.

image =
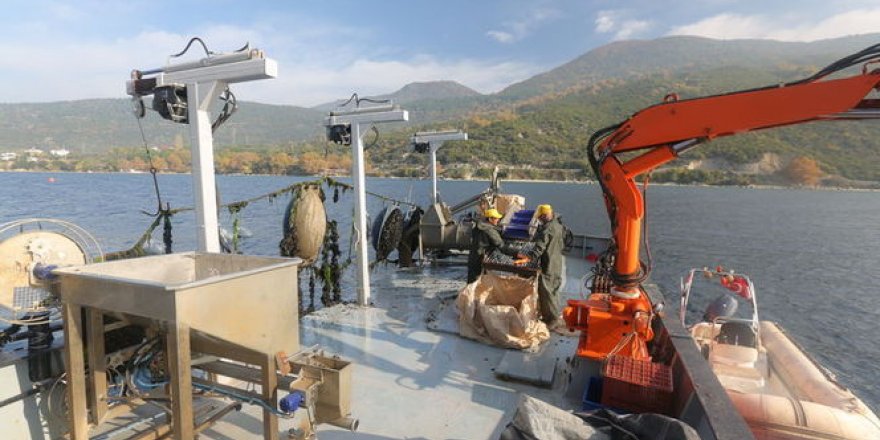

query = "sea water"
[1,171,878,410]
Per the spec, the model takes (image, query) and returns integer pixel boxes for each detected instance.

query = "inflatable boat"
[680,268,880,440]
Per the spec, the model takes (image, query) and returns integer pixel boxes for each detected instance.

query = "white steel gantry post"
[411,130,467,205]
[325,105,409,306]
[127,49,277,252]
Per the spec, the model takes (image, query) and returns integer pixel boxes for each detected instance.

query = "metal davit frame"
[126,43,278,252]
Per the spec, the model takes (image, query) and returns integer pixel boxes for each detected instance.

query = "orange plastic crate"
[601,355,673,414]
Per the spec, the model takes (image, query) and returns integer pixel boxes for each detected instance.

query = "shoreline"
[2,169,878,193]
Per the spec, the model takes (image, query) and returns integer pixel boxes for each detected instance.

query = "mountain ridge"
[2,34,880,184]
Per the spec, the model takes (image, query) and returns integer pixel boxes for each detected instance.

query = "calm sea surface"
[1,171,878,410]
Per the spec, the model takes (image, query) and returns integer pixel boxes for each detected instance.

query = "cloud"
[241,56,541,106]
[594,10,652,40]
[0,31,186,102]
[668,8,880,41]
[0,26,540,107]
[486,5,561,44]
[616,20,651,40]
[486,30,515,44]
[668,13,773,40]
[595,11,615,33]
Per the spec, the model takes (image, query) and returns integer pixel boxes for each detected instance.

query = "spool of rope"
[280,185,326,265]
[371,205,404,262]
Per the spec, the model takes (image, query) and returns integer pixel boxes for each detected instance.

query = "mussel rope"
[162,209,173,254]
[108,176,414,261]
[231,214,241,253]
[104,214,164,260]
[325,177,417,207]
[308,269,316,313]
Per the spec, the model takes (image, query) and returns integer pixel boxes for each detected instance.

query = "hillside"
[315,80,482,109]
[314,80,488,124]
[379,80,482,102]
[499,34,880,99]
[0,99,324,152]
[368,62,880,183]
[2,34,880,185]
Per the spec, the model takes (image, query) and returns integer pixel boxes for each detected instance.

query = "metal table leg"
[167,321,194,439]
[87,308,108,424]
[63,303,88,440]
[262,354,279,440]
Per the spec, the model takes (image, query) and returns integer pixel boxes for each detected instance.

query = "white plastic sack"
[500,394,609,440]
[456,273,549,349]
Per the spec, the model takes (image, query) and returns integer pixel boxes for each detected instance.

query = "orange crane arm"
[589,49,880,293]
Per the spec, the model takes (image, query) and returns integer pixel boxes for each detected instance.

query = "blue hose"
[192,382,296,417]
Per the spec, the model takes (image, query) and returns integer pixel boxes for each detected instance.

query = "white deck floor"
[203,259,589,439]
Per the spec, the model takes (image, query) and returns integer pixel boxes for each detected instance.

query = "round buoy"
[47,177,56,183]
[279,186,326,265]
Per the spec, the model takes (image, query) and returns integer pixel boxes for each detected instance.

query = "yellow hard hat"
[484,208,503,219]
[537,204,553,216]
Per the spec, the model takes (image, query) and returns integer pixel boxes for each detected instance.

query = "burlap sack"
[456,273,549,349]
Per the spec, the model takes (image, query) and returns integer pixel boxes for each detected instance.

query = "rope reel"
[371,205,404,263]
[0,219,102,325]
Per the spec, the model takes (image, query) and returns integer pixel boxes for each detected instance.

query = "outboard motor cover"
[702,294,738,322]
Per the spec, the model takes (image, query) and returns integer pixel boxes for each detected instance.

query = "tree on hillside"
[258,152,296,174]
[783,156,823,186]
[164,149,189,173]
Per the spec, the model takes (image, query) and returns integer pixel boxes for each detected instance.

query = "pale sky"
[2,0,879,106]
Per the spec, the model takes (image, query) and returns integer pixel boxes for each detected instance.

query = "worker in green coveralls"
[523,204,566,328]
[467,208,518,284]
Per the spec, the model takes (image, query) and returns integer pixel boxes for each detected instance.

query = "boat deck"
[204,258,587,439]
[0,252,760,439]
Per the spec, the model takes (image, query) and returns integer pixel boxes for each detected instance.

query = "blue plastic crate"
[503,229,530,239]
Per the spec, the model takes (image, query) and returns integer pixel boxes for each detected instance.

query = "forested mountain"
[0,99,324,152]
[374,64,880,183]
[499,34,880,98]
[3,34,880,185]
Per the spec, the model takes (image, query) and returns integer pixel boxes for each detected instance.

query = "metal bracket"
[410,130,467,205]
[324,103,409,306]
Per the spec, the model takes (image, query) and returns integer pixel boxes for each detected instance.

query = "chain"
[134,116,164,217]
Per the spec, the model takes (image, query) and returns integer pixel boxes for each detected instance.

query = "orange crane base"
[563,292,654,361]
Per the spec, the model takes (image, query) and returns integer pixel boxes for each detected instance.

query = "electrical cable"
[641,173,654,279]
[192,382,295,418]
[45,373,68,426]
[170,37,213,58]
[790,42,880,84]
[0,315,53,326]
[588,123,655,287]
[338,93,391,108]
[211,87,238,133]
[364,126,380,150]
[586,123,621,180]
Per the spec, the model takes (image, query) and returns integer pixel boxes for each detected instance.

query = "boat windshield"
[679,267,759,330]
